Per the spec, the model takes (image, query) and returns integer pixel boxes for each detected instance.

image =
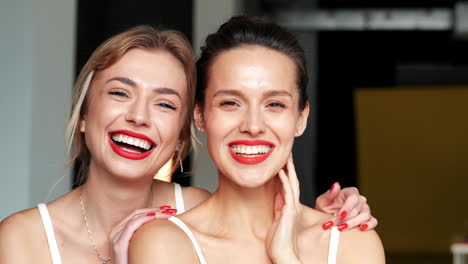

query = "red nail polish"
[146,212,156,216]
[330,182,336,191]
[166,208,177,214]
[338,223,348,231]
[160,205,171,210]
[339,211,347,220]
[161,210,172,215]
[360,224,368,231]
[322,221,334,230]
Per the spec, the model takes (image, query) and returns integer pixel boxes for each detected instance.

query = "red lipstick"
[228,140,274,165]
[108,130,156,160]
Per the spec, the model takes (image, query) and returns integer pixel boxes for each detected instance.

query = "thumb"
[273,192,284,221]
[315,182,341,212]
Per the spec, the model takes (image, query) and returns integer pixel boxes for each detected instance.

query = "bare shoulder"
[129,218,199,264]
[0,207,48,262]
[181,186,211,209]
[337,227,385,264]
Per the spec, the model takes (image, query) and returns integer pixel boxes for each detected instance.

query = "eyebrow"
[107,77,136,87]
[153,87,182,100]
[213,89,292,98]
[107,77,181,100]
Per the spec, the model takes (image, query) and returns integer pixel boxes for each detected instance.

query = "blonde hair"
[65,25,196,186]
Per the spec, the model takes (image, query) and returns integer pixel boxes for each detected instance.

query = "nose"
[239,107,265,136]
[125,100,150,127]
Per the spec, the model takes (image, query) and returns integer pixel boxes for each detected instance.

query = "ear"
[79,119,86,133]
[193,104,206,133]
[295,101,310,137]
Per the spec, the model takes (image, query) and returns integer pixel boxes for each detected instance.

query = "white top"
[38,183,185,264]
[174,182,185,214]
[168,216,341,264]
[37,203,62,264]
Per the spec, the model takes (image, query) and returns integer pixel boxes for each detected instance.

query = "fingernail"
[322,221,334,230]
[339,211,347,220]
[146,212,156,216]
[166,208,177,214]
[162,210,177,215]
[360,224,368,231]
[160,205,171,210]
[338,223,348,231]
[330,182,336,191]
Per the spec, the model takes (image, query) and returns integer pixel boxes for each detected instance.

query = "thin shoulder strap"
[173,183,186,214]
[327,226,341,264]
[37,203,62,264]
[168,216,207,264]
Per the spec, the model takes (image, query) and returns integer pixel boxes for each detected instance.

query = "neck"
[206,171,281,240]
[80,164,154,235]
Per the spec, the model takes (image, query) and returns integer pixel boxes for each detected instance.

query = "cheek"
[154,111,186,140]
[204,110,238,140]
[267,114,297,141]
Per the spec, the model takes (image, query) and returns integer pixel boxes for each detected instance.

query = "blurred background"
[1,0,468,263]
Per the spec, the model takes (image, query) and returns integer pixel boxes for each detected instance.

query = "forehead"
[207,45,297,94]
[94,48,187,93]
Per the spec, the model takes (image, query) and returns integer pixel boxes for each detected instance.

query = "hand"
[315,182,378,232]
[110,207,176,264]
[266,154,302,264]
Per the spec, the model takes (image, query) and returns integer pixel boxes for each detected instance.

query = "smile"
[228,140,274,165]
[108,130,156,160]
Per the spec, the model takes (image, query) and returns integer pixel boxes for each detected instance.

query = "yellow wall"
[355,86,468,254]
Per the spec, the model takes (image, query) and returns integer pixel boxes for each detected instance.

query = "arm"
[338,228,385,264]
[0,212,38,263]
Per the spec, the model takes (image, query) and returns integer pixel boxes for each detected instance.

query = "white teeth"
[111,133,153,150]
[230,144,272,155]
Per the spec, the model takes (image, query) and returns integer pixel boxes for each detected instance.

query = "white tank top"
[38,183,185,264]
[168,216,341,264]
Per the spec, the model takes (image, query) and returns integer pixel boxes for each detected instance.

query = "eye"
[268,102,286,108]
[108,89,128,97]
[220,100,239,107]
[156,102,177,111]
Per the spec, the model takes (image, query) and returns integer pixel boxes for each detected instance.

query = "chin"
[108,164,154,181]
[227,169,276,188]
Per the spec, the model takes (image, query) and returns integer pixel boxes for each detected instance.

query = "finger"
[112,208,161,232]
[315,182,341,213]
[278,169,294,209]
[341,195,366,221]
[338,209,370,231]
[336,191,360,222]
[359,216,378,231]
[273,192,285,221]
[286,154,300,204]
[111,207,172,239]
[321,215,338,230]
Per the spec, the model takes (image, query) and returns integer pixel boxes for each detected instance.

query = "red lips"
[108,130,156,160]
[228,140,274,165]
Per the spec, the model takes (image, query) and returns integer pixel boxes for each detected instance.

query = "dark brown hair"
[196,16,308,110]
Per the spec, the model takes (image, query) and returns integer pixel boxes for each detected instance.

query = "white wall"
[0,0,76,219]
[192,0,242,192]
